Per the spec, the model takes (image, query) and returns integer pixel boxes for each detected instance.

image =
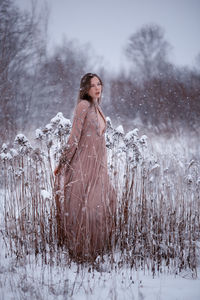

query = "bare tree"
[0,0,103,142]
[125,24,171,80]
[0,0,46,142]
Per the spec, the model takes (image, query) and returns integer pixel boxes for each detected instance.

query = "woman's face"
[88,76,102,101]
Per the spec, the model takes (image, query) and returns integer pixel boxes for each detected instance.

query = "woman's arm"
[54,100,90,175]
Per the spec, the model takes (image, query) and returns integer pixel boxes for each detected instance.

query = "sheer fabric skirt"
[54,148,116,262]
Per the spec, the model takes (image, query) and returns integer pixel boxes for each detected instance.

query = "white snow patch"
[125,128,139,142]
[115,125,124,135]
[41,189,51,200]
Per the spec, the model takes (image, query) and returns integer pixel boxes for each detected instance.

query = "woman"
[54,73,116,263]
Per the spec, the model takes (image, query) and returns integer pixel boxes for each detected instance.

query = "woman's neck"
[92,98,98,106]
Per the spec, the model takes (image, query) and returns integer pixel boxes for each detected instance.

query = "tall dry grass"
[0,112,199,277]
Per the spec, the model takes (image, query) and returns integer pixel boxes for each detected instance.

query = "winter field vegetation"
[0,112,200,299]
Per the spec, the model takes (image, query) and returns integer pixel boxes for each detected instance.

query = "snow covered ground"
[0,238,200,300]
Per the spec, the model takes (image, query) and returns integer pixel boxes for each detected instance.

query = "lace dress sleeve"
[58,100,90,169]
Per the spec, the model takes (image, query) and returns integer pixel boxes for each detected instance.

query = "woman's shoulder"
[77,99,91,109]
[74,99,91,116]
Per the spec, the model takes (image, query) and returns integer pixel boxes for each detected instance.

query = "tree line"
[0,0,200,143]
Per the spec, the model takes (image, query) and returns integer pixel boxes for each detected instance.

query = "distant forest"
[1,0,200,143]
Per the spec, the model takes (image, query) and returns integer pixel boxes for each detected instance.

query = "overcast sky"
[15,0,200,73]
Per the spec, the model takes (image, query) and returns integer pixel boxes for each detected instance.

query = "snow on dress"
[54,99,116,262]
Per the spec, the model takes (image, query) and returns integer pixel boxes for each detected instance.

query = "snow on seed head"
[115,125,124,136]
[50,113,72,136]
[139,135,148,146]
[59,118,71,129]
[0,152,12,161]
[15,134,32,148]
[35,128,44,140]
[50,112,64,125]
[124,128,139,143]
[50,112,71,128]
[1,143,8,152]
[43,123,53,134]
[106,117,112,129]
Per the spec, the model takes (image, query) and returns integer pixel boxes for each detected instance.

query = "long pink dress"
[54,99,116,262]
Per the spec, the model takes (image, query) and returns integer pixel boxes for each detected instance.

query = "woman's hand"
[54,165,60,176]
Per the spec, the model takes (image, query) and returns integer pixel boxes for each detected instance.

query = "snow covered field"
[0,235,199,300]
[0,114,200,299]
